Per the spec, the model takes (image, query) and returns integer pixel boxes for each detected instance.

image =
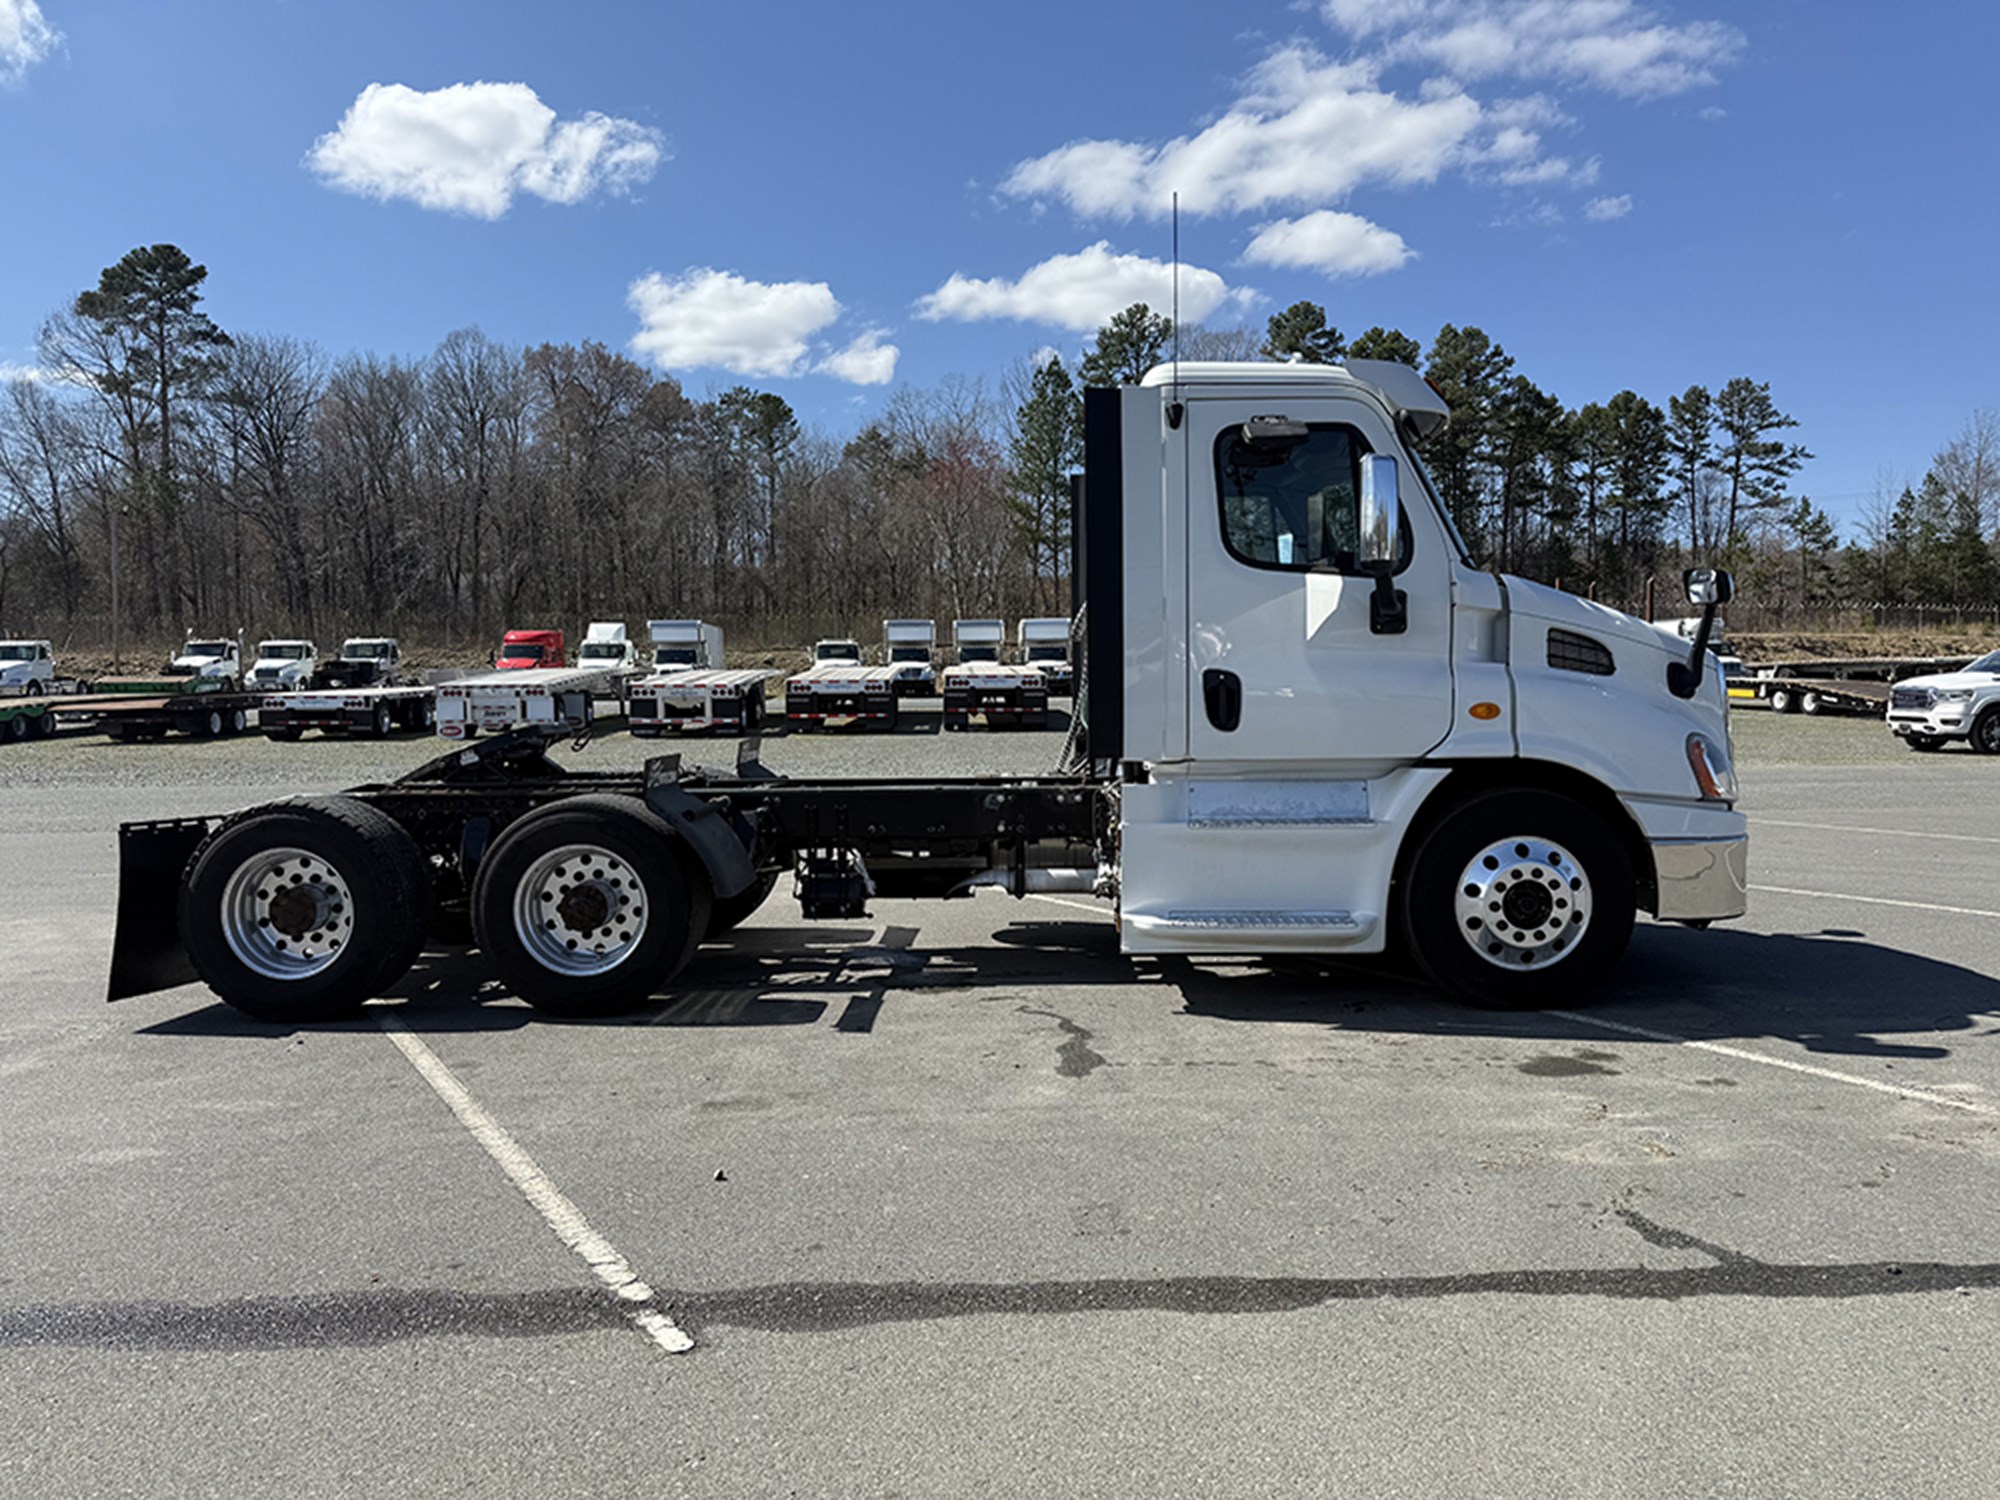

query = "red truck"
[495,629,565,669]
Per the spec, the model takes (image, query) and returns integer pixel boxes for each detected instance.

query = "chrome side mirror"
[1685,567,1734,607]
[1358,454,1401,571]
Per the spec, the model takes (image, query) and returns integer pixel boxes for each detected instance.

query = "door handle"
[1202,668,1242,732]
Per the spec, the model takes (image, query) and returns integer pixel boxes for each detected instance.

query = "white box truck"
[110,359,1748,1026]
[882,619,937,697]
[1016,617,1074,696]
[630,622,774,734]
[944,618,1048,730]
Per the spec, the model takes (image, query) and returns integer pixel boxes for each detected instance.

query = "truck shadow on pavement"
[138,916,2000,1062]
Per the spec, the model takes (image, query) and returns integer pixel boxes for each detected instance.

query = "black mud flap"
[642,783,757,901]
[106,818,215,1001]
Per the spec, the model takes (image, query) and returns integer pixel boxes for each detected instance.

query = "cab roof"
[1139,359,1450,439]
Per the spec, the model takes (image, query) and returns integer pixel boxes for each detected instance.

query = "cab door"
[1184,392,1454,767]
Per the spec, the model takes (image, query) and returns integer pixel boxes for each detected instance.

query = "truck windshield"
[1027,645,1066,661]
[655,648,696,665]
[580,643,624,659]
[344,641,391,659]
[261,644,310,659]
[960,646,998,662]
[1968,650,2000,673]
[186,642,228,657]
[0,645,34,661]
[503,644,545,663]
[818,643,860,661]
[889,647,929,662]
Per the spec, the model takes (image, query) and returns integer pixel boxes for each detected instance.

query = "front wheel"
[180,797,432,1022]
[472,795,713,1017]
[1971,709,2000,756]
[1400,789,1635,1009]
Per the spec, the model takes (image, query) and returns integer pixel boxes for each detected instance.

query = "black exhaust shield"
[106,818,214,1001]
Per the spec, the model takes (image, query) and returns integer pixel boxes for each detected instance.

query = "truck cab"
[250,639,318,688]
[951,620,1005,663]
[495,629,564,670]
[1016,618,1073,694]
[1080,361,1745,999]
[813,638,863,665]
[577,622,639,673]
[317,638,403,689]
[646,620,724,672]
[167,638,241,682]
[0,640,54,695]
[882,619,937,696]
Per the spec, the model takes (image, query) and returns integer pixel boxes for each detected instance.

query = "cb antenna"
[1168,191,1184,429]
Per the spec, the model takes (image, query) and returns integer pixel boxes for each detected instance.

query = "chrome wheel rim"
[221,846,355,981]
[1454,835,1591,971]
[512,843,649,975]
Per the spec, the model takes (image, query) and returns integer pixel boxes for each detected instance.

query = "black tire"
[372,704,394,738]
[706,869,780,938]
[23,680,45,697]
[1905,733,1943,753]
[1767,686,1796,714]
[3,713,26,744]
[471,794,713,1018]
[30,707,56,739]
[1971,709,2000,756]
[1400,788,1636,1009]
[180,796,432,1023]
[227,706,249,736]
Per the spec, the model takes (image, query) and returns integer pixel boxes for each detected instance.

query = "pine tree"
[1260,301,1345,363]
[1079,304,1173,388]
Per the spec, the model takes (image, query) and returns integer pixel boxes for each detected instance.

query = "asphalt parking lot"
[3,709,1997,1497]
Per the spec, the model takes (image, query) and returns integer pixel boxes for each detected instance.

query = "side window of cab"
[1215,422,1412,574]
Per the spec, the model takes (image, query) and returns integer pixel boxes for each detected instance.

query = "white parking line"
[1550,1010,1995,1116]
[1751,884,2000,921]
[1029,894,1112,916]
[1757,818,2000,845]
[377,1010,694,1353]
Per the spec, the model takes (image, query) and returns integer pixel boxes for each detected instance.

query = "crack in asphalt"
[3,1213,1989,1349]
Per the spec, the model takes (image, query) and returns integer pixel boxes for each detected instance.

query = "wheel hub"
[220,847,355,980]
[514,844,649,974]
[1453,836,1592,972]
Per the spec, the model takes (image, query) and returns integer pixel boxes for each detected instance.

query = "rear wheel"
[1971,709,2000,756]
[3,713,26,744]
[373,704,394,738]
[472,795,712,1017]
[1767,685,1797,714]
[180,797,432,1022]
[1400,789,1635,1009]
[1799,690,1825,716]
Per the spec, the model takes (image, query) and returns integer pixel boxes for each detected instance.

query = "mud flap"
[106,818,214,1001]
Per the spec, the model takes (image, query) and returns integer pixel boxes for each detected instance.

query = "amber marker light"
[1469,702,1502,720]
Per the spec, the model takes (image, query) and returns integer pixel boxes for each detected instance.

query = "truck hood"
[0,663,34,680]
[1895,669,2000,693]
[1503,577,1684,662]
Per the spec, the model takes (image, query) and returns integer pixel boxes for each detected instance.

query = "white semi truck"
[629,621,775,735]
[784,638,902,729]
[108,360,1747,1026]
[1016,617,1075,696]
[1886,647,2000,752]
[882,619,938,696]
[249,639,319,689]
[0,639,83,696]
[577,621,642,675]
[943,618,1049,730]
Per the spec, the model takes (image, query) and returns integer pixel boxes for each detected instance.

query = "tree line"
[2,246,1995,655]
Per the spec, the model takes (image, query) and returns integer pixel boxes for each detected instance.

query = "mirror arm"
[1367,565,1408,636]
[1667,605,1718,699]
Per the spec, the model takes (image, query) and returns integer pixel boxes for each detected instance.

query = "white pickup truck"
[1886,648,2000,753]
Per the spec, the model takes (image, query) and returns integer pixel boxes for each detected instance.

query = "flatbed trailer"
[783,663,902,729]
[629,669,776,735]
[941,660,1051,730]
[261,684,438,740]
[1750,654,1972,716]
[434,666,623,739]
[39,683,264,741]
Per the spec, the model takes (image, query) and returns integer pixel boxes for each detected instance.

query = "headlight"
[1686,733,1736,802]
[1939,689,1974,703]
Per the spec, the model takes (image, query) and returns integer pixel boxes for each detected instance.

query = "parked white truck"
[260,640,436,740]
[1016,617,1075,696]
[882,619,938,696]
[163,637,242,686]
[1886,648,2000,752]
[630,621,775,735]
[577,621,642,675]
[249,639,319,689]
[0,639,81,696]
[784,638,902,729]
[110,359,1747,1026]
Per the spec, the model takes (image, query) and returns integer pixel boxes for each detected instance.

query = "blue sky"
[2,0,1996,533]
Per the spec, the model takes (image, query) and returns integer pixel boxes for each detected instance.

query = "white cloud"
[1002,48,1485,221]
[628,267,893,384]
[0,360,47,383]
[815,329,900,386]
[0,0,58,83]
[1243,211,1414,276]
[1583,193,1633,221]
[307,82,663,218]
[916,243,1254,331]
[1322,0,1743,99]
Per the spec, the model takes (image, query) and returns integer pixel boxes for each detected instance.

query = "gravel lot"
[4,702,1998,1497]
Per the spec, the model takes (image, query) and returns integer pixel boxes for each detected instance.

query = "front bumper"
[1651,834,1748,921]
[1888,710,1968,739]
